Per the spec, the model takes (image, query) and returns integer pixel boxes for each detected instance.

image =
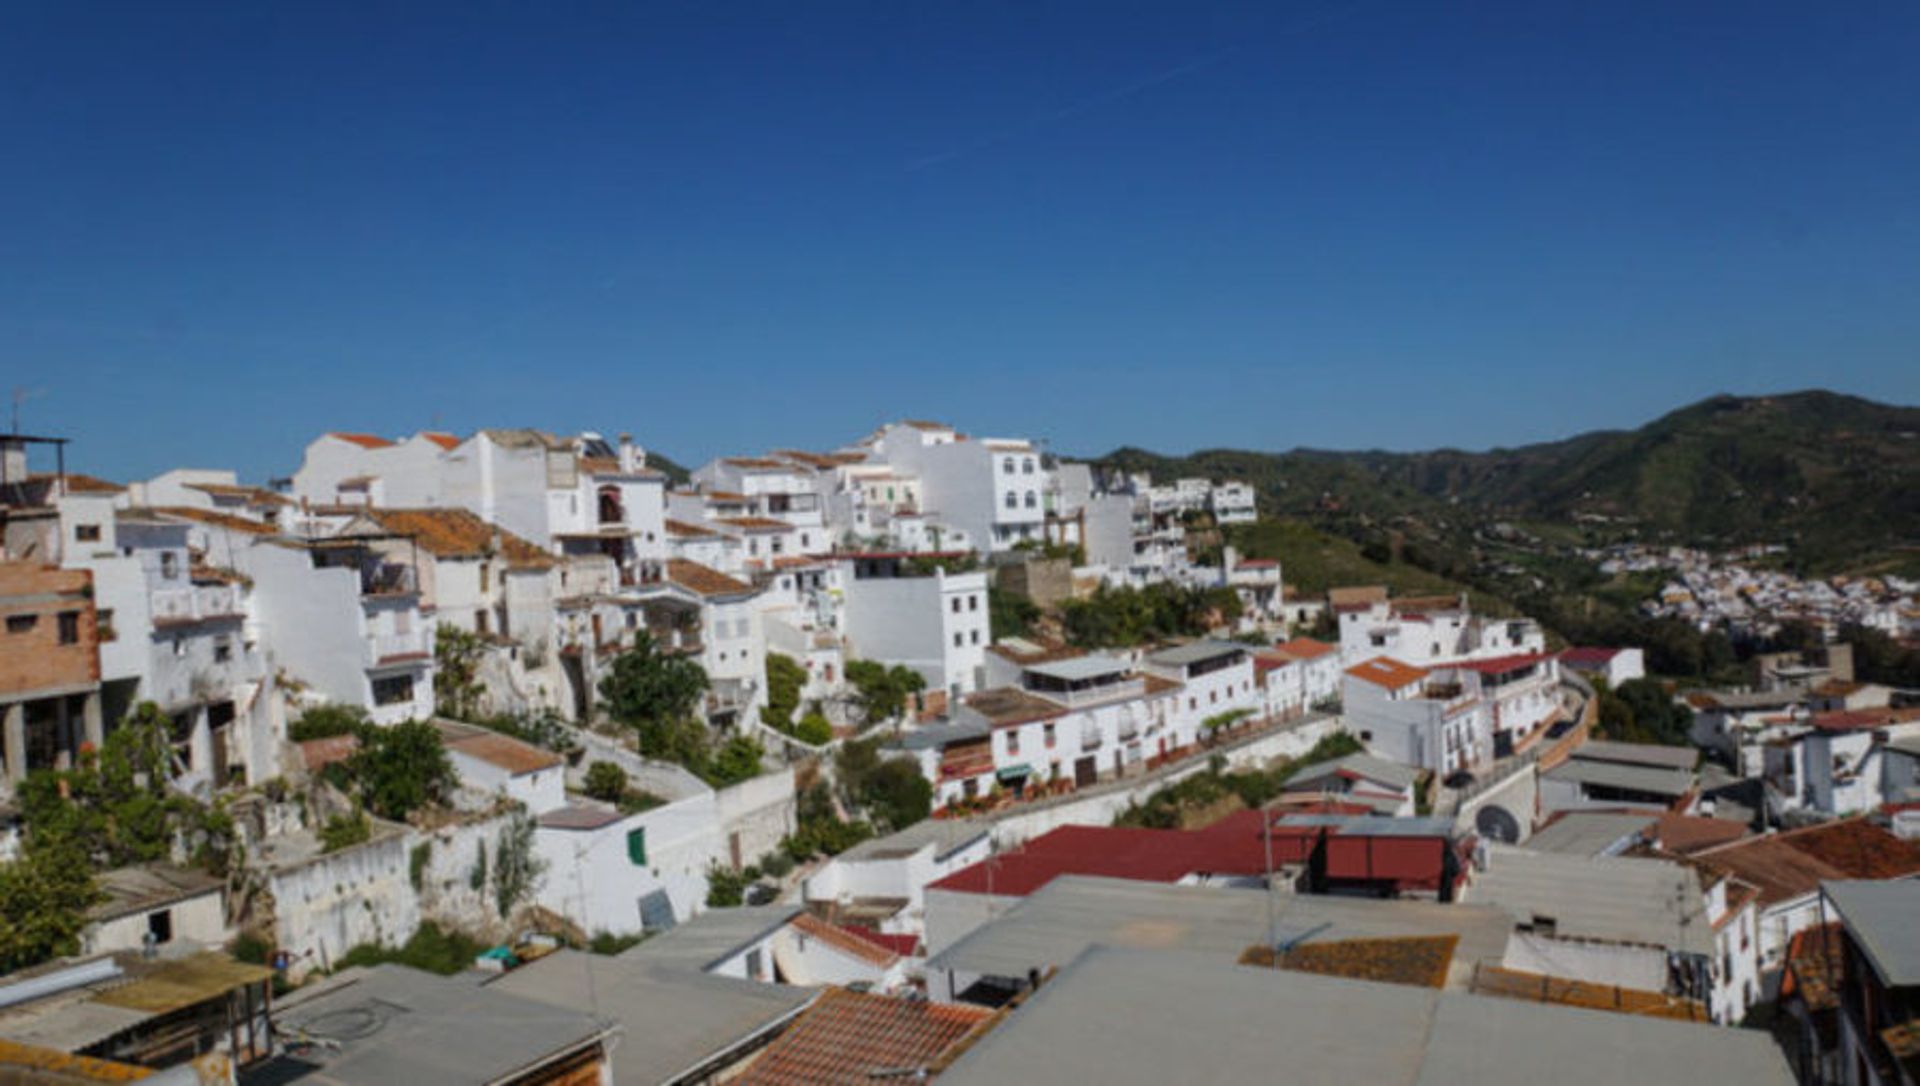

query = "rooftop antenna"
[11,386,42,435]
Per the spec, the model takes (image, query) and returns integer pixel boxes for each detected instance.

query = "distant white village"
[1592,542,1920,642]
[0,420,1915,1086]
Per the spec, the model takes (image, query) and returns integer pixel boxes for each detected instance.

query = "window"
[172,635,186,657]
[968,595,979,611]
[970,629,980,645]
[98,609,116,643]
[953,632,964,648]
[952,597,962,614]
[146,909,173,946]
[160,551,179,579]
[213,636,232,663]
[75,523,101,542]
[745,947,765,982]
[7,614,36,635]
[626,611,638,629]
[1002,458,1015,474]
[1023,458,1035,474]
[1007,730,1020,756]
[372,675,414,706]
[1024,491,1037,508]
[627,827,647,865]
[1044,723,1056,748]
[1004,491,1017,509]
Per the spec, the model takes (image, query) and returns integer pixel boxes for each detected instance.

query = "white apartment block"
[867,422,1051,553]
[839,554,990,704]
[1336,592,1545,667]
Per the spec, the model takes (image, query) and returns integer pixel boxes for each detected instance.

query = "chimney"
[619,433,643,473]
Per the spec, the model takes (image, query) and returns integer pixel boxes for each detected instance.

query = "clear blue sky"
[4,2,1918,481]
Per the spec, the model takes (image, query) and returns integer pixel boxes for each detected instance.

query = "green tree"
[0,846,101,973]
[845,661,926,726]
[599,634,711,757]
[1615,679,1696,748]
[492,809,545,918]
[793,711,833,746]
[351,720,456,820]
[833,738,931,832]
[433,624,488,721]
[759,653,807,733]
[583,760,628,803]
[705,736,765,788]
[288,703,371,742]
[988,587,1041,640]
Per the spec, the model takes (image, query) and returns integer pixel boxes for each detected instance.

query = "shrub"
[583,761,628,803]
[319,813,371,853]
[288,704,370,742]
[793,712,833,747]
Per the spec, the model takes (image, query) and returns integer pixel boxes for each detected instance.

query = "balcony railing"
[361,564,417,596]
[151,585,244,624]
[368,629,427,666]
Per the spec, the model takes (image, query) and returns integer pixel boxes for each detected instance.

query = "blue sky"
[4,1,1918,481]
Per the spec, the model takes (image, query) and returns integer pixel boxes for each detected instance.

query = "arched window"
[1002,458,1016,474]
[1024,491,1037,509]
[597,485,623,525]
[1004,491,1018,509]
[1023,458,1035,474]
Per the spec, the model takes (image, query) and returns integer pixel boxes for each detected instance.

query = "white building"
[1336,591,1545,668]
[865,422,1051,554]
[1210,481,1257,524]
[249,533,436,725]
[840,554,990,706]
[1343,656,1494,775]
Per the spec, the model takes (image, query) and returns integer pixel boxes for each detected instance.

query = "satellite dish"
[1475,805,1522,845]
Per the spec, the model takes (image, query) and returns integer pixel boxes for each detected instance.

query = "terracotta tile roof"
[1275,636,1336,660]
[1809,707,1920,732]
[328,432,393,449]
[1236,558,1279,569]
[735,987,992,1086]
[723,457,789,470]
[842,926,921,958]
[1141,674,1183,696]
[1652,812,1751,854]
[420,431,462,450]
[1448,651,1552,676]
[1327,585,1388,611]
[789,913,900,968]
[772,450,863,469]
[1692,817,1920,906]
[186,482,289,505]
[667,558,756,598]
[964,687,1068,728]
[1470,965,1710,1022]
[716,516,790,532]
[1559,647,1625,669]
[149,506,279,536]
[1345,656,1431,690]
[1781,922,1845,1011]
[357,507,554,570]
[438,725,562,776]
[1238,935,1458,989]
[1254,651,1298,679]
[703,490,750,503]
[664,518,719,538]
[30,471,125,494]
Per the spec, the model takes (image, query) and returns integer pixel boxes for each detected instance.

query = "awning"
[996,764,1033,782]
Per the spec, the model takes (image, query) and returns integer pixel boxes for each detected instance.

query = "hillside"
[1096,391,1920,574]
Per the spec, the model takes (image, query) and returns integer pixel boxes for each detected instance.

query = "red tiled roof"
[667,558,756,598]
[664,518,719,538]
[1345,656,1431,690]
[716,516,791,532]
[358,507,554,570]
[1447,652,1551,676]
[437,724,562,776]
[150,506,279,536]
[842,926,921,958]
[1253,651,1297,679]
[1809,707,1920,732]
[789,913,899,968]
[420,431,462,451]
[1652,812,1751,854]
[31,471,125,494]
[735,988,992,1086]
[1236,558,1279,569]
[928,814,1455,899]
[329,432,393,449]
[1275,637,1336,661]
[1559,647,1624,668]
[1692,817,1920,906]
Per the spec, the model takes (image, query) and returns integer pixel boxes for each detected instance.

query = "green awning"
[996,764,1033,782]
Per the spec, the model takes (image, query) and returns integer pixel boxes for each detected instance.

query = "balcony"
[150,585,245,626]
[367,628,428,668]
[361,563,417,597]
